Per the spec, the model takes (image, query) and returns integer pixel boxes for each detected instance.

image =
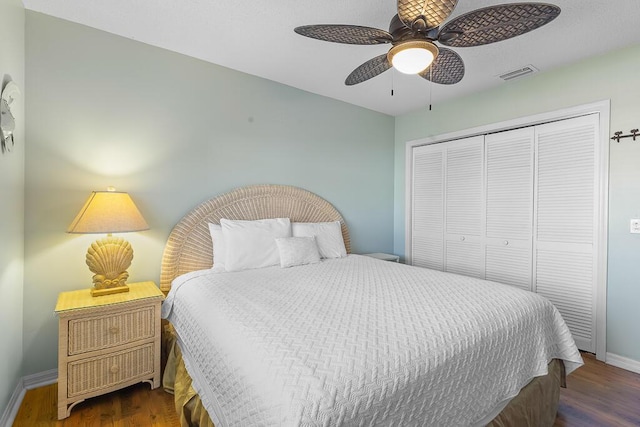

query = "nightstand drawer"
[67,342,155,397]
[68,306,155,355]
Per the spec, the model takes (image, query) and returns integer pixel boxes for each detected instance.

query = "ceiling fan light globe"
[392,49,434,74]
[388,41,439,75]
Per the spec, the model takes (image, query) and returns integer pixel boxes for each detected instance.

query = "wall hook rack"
[611,129,639,143]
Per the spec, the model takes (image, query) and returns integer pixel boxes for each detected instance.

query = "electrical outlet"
[631,219,640,234]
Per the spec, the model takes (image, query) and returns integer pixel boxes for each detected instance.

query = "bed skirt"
[162,329,565,427]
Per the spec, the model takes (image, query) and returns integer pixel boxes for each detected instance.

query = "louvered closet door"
[534,114,599,352]
[485,128,534,291]
[444,136,485,278]
[412,144,445,270]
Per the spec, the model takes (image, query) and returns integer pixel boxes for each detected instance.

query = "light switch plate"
[631,219,640,234]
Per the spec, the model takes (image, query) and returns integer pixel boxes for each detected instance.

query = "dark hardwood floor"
[554,353,640,427]
[12,352,640,426]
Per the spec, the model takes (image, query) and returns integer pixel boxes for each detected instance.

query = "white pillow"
[221,218,291,271]
[275,236,321,268]
[207,223,226,272]
[292,221,347,259]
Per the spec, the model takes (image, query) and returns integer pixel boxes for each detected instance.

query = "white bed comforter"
[162,255,582,427]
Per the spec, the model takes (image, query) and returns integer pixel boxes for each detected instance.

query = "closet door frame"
[404,100,610,361]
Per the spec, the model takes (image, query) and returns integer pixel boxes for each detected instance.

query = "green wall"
[23,12,395,375]
[0,0,25,414]
[394,43,640,363]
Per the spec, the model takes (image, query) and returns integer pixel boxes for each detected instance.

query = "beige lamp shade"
[68,189,149,296]
[67,190,149,234]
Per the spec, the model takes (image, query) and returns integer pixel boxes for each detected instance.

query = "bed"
[160,184,582,426]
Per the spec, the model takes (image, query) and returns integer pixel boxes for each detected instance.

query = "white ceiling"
[22,0,640,116]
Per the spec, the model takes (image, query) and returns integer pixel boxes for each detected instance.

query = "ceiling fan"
[294,1,560,86]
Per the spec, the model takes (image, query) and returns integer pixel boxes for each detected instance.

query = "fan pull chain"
[429,67,433,111]
[391,69,395,96]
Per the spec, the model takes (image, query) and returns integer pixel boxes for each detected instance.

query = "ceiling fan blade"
[397,0,459,30]
[439,3,561,47]
[345,54,392,85]
[294,25,392,45]
[418,47,464,85]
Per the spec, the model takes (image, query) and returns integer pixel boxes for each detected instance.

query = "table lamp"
[67,187,149,296]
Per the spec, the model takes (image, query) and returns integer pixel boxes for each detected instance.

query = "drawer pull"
[460,236,466,241]
[504,240,509,246]
[110,365,120,374]
[108,326,120,334]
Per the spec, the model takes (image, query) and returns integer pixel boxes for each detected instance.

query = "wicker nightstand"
[55,281,164,420]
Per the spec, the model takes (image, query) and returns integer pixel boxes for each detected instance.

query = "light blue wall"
[17,7,640,384]
[394,43,640,363]
[23,12,395,375]
[0,0,25,415]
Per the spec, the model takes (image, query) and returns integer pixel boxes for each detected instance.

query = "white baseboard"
[606,352,640,375]
[0,369,57,427]
[0,378,25,427]
[23,368,57,390]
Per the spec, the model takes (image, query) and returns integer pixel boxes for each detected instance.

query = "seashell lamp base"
[85,235,135,297]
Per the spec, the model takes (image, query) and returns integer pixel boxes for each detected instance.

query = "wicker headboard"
[159,184,351,293]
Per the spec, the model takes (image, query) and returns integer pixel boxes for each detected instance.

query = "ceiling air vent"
[498,65,539,81]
